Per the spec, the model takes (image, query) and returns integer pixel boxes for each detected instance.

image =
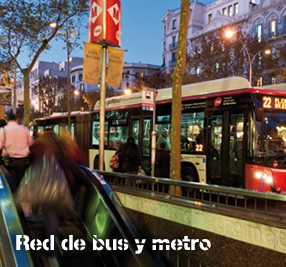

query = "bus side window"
[92,121,100,146]
[181,111,204,152]
[108,125,129,149]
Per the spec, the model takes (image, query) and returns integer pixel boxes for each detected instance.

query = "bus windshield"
[254,111,286,165]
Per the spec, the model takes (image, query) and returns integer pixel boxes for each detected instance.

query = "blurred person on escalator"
[16,129,73,266]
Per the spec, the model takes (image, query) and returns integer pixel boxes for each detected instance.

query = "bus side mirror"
[256,107,263,122]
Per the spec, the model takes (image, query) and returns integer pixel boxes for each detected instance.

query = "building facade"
[121,63,161,93]
[162,0,286,84]
[29,58,160,113]
[30,57,84,114]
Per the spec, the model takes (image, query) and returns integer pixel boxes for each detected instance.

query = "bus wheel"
[181,166,199,198]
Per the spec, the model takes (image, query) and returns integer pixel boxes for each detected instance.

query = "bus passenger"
[111,140,124,173]
[156,128,171,151]
[155,143,170,178]
[120,136,141,174]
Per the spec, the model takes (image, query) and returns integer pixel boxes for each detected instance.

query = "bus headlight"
[251,168,273,185]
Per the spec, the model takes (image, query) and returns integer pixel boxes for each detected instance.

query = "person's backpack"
[109,153,119,169]
[125,144,138,159]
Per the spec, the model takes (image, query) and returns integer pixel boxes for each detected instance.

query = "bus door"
[131,116,152,174]
[207,110,245,187]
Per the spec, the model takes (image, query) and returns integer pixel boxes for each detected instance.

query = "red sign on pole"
[89,0,121,47]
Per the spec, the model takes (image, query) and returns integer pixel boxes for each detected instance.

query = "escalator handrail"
[79,166,171,266]
[79,166,143,253]
[0,166,33,267]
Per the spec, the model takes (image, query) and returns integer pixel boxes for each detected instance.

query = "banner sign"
[89,0,121,47]
[83,42,102,84]
[142,88,154,111]
[106,47,124,88]
[0,87,11,105]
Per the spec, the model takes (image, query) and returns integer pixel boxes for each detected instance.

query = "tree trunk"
[23,69,30,126]
[169,0,190,196]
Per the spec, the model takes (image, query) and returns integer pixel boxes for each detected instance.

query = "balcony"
[261,28,286,41]
[169,42,177,50]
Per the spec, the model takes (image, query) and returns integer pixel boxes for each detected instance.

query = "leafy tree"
[184,28,274,85]
[83,91,100,111]
[261,44,286,84]
[34,75,67,117]
[133,70,172,90]
[169,0,190,196]
[0,0,89,126]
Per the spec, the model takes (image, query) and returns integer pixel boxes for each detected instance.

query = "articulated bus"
[34,76,286,192]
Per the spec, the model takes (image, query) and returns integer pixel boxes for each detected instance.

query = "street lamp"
[50,21,77,132]
[74,89,80,96]
[224,29,271,86]
[124,88,132,95]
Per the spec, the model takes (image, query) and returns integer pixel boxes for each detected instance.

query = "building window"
[210,42,214,54]
[172,36,176,45]
[215,63,219,72]
[272,46,276,58]
[222,8,227,16]
[234,3,238,14]
[79,74,82,81]
[71,75,75,83]
[257,77,262,87]
[256,24,262,42]
[228,5,233,16]
[164,25,166,35]
[270,19,276,37]
[163,41,166,51]
[208,14,213,22]
[80,84,84,92]
[196,66,200,75]
[172,52,176,62]
[172,19,177,30]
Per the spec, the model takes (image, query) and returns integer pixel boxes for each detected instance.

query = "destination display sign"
[207,95,245,109]
[263,96,286,110]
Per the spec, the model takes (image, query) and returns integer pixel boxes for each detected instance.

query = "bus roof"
[34,111,90,121]
[94,76,251,110]
[258,83,286,90]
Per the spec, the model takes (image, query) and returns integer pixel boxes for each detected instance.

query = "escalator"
[0,165,171,267]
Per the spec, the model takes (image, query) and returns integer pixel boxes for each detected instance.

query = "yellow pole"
[0,105,5,120]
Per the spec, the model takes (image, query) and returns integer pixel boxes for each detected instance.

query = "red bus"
[34,77,286,192]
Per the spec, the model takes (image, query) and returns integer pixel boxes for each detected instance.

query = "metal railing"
[169,42,177,49]
[96,171,286,224]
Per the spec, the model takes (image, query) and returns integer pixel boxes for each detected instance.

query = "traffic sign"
[142,88,154,111]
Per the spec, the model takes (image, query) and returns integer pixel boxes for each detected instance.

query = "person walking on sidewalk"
[0,113,33,191]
